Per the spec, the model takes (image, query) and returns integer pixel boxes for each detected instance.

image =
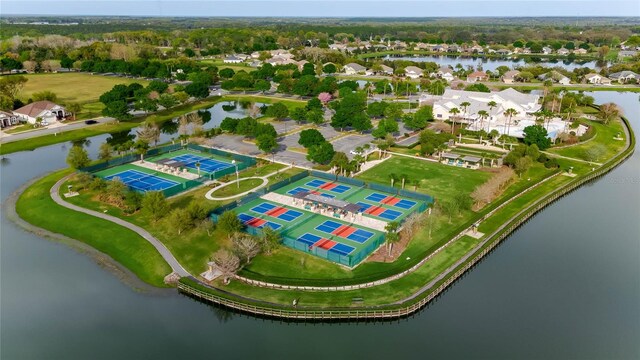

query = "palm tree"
[504,108,519,136]
[384,221,400,256]
[389,173,398,187]
[477,110,489,136]
[195,161,201,176]
[412,179,420,191]
[449,107,460,134]
[460,101,471,124]
[487,100,497,132]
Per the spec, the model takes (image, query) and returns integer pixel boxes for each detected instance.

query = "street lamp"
[232,160,239,189]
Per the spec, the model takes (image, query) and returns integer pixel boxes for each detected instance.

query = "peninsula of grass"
[15,170,172,287]
[13,112,633,315]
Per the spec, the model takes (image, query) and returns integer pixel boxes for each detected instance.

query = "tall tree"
[66,145,90,169]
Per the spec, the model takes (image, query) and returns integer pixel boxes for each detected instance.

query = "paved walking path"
[51,175,191,277]
[542,151,603,166]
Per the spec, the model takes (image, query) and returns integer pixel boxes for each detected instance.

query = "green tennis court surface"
[225,175,431,267]
[93,163,195,196]
[274,176,425,224]
[145,148,239,177]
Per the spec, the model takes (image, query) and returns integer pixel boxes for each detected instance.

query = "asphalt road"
[0,117,115,144]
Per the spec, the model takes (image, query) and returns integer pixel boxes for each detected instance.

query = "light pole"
[232,160,239,188]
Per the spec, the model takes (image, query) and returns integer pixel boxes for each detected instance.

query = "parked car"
[84,120,98,125]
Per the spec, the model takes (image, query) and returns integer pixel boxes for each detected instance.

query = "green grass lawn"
[13,73,149,120]
[198,60,257,73]
[16,170,172,287]
[548,118,626,163]
[357,156,492,203]
[210,178,265,197]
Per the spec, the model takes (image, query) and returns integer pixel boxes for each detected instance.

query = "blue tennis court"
[306,179,326,187]
[105,169,179,192]
[287,187,310,196]
[379,209,402,220]
[296,233,355,255]
[238,213,282,230]
[331,243,355,256]
[305,179,351,193]
[365,192,417,209]
[250,202,276,214]
[171,153,233,173]
[356,202,403,221]
[365,193,387,202]
[315,220,374,244]
[395,199,416,209]
[250,202,303,222]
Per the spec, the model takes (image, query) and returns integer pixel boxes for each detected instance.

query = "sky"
[2,0,640,17]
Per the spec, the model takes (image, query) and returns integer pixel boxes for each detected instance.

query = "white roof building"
[429,88,544,138]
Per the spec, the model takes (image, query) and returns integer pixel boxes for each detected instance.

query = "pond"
[366,54,603,72]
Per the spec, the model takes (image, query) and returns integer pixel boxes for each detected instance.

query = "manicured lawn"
[548,118,626,163]
[357,156,492,202]
[14,73,149,120]
[16,170,172,287]
[210,178,265,197]
[222,234,481,307]
[198,60,257,73]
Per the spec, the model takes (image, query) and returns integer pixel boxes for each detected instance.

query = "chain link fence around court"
[79,142,260,197]
[210,170,431,267]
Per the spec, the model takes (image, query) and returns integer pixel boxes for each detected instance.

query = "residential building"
[223,55,243,64]
[584,73,612,85]
[496,48,512,56]
[609,70,639,83]
[0,110,20,128]
[537,71,571,85]
[501,70,520,84]
[466,71,488,82]
[542,46,553,55]
[431,66,455,82]
[343,63,367,75]
[430,88,541,126]
[573,48,588,55]
[404,66,424,79]
[557,48,570,55]
[13,101,68,124]
[379,64,394,75]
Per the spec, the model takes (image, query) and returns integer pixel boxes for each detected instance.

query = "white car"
[40,121,49,126]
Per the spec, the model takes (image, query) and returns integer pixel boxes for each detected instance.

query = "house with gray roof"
[343,63,367,75]
[609,70,639,83]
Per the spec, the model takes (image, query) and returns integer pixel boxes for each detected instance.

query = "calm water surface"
[367,54,601,72]
[1,92,638,359]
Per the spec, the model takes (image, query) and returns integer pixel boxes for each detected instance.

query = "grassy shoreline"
[0,97,224,155]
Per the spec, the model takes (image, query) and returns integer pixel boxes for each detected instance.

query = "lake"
[0,92,638,359]
[366,54,602,72]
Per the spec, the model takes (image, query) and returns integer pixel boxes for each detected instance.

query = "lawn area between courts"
[357,156,492,202]
[14,73,150,120]
[210,178,265,197]
[16,170,172,287]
